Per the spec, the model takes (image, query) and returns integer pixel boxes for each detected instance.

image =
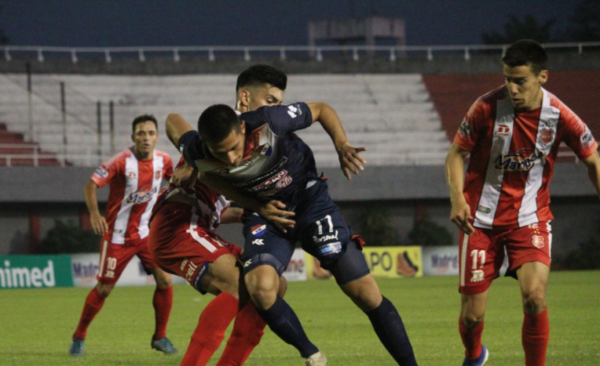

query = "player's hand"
[90,212,109,236]
[258,200,296,233]
[450,198,474,235]
[170,164,197,188]
[337,142,367,180]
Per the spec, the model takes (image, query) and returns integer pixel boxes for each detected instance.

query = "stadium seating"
[0,73,449,167]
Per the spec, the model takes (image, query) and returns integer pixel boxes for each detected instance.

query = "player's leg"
[70,239,136,356]
[457,229,501,365]
[508,222,552,366]
[330,239,418,366]
[241,215,321,361]
[139,238,177,354]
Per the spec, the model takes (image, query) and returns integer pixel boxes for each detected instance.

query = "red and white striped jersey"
[91,147,173,244]
[455,86,597,229]
[156,157,230,231]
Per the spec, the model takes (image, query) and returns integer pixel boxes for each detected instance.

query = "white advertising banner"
[422,246,509,277]
[282,248,307,282]
[71,253,185,287]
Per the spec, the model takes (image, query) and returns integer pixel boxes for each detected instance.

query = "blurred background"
[1,0,599,273]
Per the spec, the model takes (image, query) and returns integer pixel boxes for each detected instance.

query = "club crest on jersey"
[319,242,342,256]
[126,186,158,204]
[532,235,545,249]
[539,128,555,145]
[494,124,511,137]
[495,148,545,172]
[127,171,137,179]
[155,170,162,180]
[251,224,266,237]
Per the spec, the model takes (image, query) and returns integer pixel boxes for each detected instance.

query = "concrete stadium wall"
[1,52,600,75]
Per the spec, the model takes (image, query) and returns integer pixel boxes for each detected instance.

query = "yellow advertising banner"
[305,246,423,280]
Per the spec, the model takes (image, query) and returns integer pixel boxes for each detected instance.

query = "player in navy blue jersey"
[166,65,418,366]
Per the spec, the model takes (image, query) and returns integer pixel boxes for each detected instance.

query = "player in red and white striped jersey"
[69,115,177,357]
[446,40,600,366]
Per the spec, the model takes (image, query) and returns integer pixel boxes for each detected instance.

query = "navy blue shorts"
[240,180,370,284]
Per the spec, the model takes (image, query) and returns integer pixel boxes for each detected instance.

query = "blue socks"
[366,296,418,366]
[258,295,319,358]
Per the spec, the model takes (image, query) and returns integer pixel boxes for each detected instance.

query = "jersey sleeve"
[560,106,598,160]
[260,102,313,136]
[179,130,208,166]
[90,155,121,188]
[454,97,487,152]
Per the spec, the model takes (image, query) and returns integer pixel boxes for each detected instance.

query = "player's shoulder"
[105,147,133,166]
[479,85,507,105]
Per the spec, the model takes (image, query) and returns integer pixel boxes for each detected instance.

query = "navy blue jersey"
[182,103,320,204]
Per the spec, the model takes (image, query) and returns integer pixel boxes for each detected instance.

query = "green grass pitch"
[1,271,598,365]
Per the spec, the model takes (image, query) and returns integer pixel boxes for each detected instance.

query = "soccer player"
[69,115,177,357]
[166,66,418,366]
[148,156,285,366]
[445,39,600,366]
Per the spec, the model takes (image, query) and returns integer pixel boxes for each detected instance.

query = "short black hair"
[502,39,548,75]
[132,114,158,133]
[236,64,287,91]
[197,104,241,144]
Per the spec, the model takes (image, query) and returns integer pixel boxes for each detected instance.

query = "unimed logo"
[0,260,56,288]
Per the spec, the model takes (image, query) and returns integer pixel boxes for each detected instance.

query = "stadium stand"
[0,73,450,167]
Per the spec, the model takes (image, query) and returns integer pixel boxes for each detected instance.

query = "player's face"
[237,83,284,112]
[206,122,246,167]
[503,63,548,111]
[131,121,158,158]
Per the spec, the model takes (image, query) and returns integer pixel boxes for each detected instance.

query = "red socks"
[216,302,266,366]
[152,286,174,340]
[459,318,484,360]
[522,309,549,366]
[73,287,106,340]
[181,292,239,366]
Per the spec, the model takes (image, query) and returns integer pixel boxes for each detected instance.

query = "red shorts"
[148,203,242,290]
[459,221,552,295]
[97,236,158,285]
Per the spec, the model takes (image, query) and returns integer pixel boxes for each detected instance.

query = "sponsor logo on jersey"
[494,148,545,172]
[244,259,252,268]
[126,186,158,204]
[95,166,109,178]
[494,124,511,137]
[127,171,137,179]
[313,230,339,244]
[319,242,342,256]
[287,105,298,118]
[185,261,198,281]
[470,269,484,283]
[581,130,594,149]
[539,128,555,145]
[532,235,545,249]
[155,170,162,180]
[477,206,491,214]
[251,224,267,237]
[252,239,265,246]
[458,118,471,138]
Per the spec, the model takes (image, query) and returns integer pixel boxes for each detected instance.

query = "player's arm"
[445,142,474,235]
[307,102,366,180]
[582,151,600,199]
[83,180,109,236]
[199,173,296,233]
[220,206,244,225]
[166,113,194,148]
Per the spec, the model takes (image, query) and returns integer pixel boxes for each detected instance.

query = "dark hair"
[132,114,158,133]
[197,104,241,144]
[236,64,287,91]
[502,39,548,75]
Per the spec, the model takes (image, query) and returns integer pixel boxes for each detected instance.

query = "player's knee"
[522,288,546,313]
[154,270,173,288]
[96,283,114,298]
[461,313,484,328]
[245,267,278,310]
